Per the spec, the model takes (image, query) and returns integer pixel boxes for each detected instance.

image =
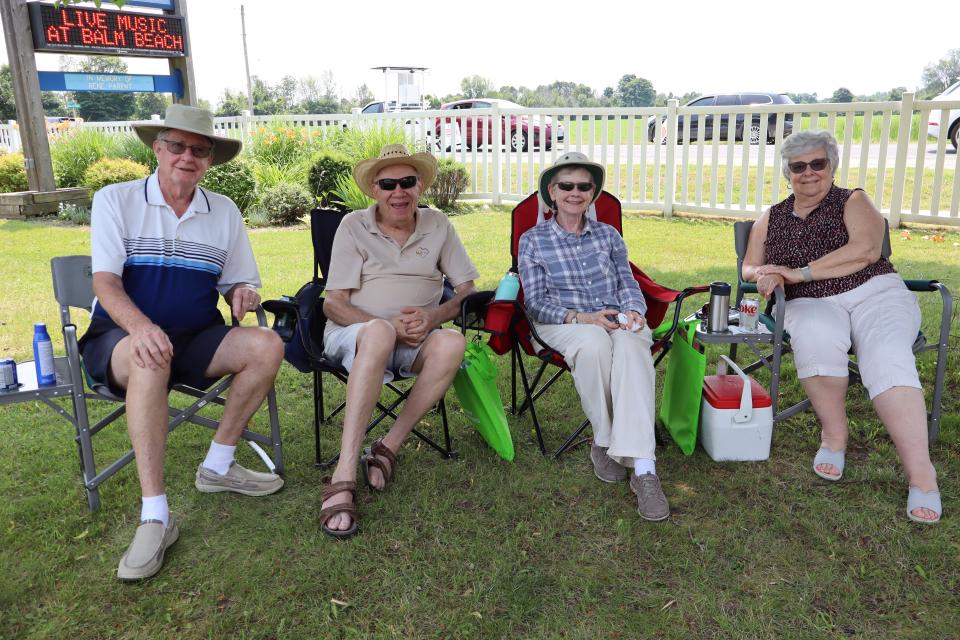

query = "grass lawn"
[1,212,958,639]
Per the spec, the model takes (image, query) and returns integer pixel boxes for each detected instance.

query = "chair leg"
[314,370,323,468]
[265,385,284,475]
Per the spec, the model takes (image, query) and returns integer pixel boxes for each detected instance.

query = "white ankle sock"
[141,494,169,527]
[634,458,656,476]
[202,441,236,475]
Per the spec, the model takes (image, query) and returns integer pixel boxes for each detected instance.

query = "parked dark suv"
[648,93,794,144]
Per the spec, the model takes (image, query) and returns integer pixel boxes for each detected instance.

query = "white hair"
[781,130,839,179]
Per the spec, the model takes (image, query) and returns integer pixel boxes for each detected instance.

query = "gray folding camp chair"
[50,255,284,511]
[731,221,952,442]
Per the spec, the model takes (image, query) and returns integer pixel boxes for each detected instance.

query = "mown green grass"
[1,214,958,639]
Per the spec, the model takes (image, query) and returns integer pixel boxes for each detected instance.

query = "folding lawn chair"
[49,255,284,512]
[731,220,952,442]
[460,191,709,458]
[263,208,455,468]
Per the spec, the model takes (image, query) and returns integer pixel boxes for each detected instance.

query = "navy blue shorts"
[79,318,232,397]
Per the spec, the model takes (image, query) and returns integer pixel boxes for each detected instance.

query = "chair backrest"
[510,191,622,265]
[309,208,350,283]
[734,217,893,285]
[51,255,94,324]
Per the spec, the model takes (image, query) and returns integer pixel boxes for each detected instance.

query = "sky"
[1,0,957,107]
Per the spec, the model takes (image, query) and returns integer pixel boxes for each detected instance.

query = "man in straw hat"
[318,144,478,538]
[518,152,670,522]
[80,105,284,580]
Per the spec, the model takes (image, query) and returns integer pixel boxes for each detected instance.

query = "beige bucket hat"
[538,151,605,209]
[352,144,438,198]
[133,104,242,165]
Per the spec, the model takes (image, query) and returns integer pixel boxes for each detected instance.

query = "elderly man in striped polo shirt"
[80,105,284,581]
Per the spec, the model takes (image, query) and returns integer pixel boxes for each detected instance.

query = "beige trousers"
[533,323,657,464]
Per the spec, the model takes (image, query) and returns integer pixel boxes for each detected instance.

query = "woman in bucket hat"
[518,152,670,522]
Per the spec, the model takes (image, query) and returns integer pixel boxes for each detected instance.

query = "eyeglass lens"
[376,176,419,190]
[788,158,829,173]
[160,139,213,159]
[556,181,594,192]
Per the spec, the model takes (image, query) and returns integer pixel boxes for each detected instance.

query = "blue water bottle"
[33,322,56,386]
[493,270,520,301]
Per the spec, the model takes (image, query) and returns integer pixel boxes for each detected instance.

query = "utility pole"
[241,5,254,114]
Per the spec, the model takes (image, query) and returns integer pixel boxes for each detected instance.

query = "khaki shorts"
[323,321,435,383]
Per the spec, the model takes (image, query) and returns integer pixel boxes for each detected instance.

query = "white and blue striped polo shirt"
[90,172,260,332]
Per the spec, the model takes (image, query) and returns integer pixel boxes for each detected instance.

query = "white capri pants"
[532,323,657,464]
[782,273,921,400]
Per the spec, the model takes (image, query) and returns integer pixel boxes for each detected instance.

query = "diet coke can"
[0,358,18,392]
[739,297,759,332]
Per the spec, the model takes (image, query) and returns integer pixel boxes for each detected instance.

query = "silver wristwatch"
[799,265,813,282]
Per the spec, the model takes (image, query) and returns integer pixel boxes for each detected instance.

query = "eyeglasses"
[555,181,594,192]
[788,158,830,174]
[158,138,214,159]
[376,175,419,191]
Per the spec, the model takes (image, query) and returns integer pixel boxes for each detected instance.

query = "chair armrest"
[459,290,496,332]
[261,298,298,342]
[738,281,758,294]
[903,279,941,293]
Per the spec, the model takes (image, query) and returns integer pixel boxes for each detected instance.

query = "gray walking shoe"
[117,516,179,581]
[630,472,670,521]
[195,462,284,497]
[590,444,629,483]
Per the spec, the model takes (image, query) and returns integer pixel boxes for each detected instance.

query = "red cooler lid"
[702,374,772,409]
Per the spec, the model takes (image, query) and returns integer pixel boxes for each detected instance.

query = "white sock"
[140,494,169,527]
[634,458,656,476]
[202,441,236,475]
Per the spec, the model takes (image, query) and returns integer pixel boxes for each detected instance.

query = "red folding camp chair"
[460,191,708,458]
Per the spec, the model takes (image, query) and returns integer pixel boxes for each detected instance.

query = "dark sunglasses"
[376,175,419,191]
[555,181,594,192]
[788,158,830,174]
[158,138,214,159]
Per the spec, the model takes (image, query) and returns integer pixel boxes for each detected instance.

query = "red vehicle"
[436,98,564,151]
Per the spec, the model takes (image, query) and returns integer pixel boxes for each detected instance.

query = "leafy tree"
[920,49,960,97]
[786,92,818,104]
[830,87,854,103]
[134,93,170,120]
[887,86,907,101]
[354,83,375,107]
[216,89,249,116]
[460,75,493,99]
[616,74,655,107]
[0,65,16,122]
[69,56,136,121]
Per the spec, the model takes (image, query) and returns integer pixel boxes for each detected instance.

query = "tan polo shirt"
[323,204,479,337]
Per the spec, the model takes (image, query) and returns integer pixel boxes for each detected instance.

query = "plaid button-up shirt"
[518,216,646,325]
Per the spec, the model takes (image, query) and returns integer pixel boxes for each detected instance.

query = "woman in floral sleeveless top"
[741,130,940,524]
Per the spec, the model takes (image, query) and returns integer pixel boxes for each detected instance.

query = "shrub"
[115,134,158,172]
[201,159,256,212]
[259,182,312,226]
[426,159,469,211]
[51,129,121,188]
[244,205,272,228]
[0,153,28,192]
[328,123,410,164]
[307,150,352,210]
[57,202,91,225]
[249,122,316,168]
[330,174,373,211]
[82,157,150,193]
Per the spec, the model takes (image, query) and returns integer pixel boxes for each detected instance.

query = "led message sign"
[28,3,186,58]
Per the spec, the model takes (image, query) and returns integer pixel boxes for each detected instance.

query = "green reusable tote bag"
[657,320,706,455]
[453,340,515,461]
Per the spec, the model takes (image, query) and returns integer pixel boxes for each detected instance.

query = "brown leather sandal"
[319,477,359,539]
[360,438,398,492]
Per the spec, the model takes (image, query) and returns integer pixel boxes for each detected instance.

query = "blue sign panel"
[38,71,183,97]
[125,0,176,9]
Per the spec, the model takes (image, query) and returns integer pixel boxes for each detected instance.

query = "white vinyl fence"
[3,92,958,226]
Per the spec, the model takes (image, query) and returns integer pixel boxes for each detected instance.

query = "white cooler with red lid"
[699,356,773,461]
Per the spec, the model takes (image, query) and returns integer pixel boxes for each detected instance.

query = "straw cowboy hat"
[353,144,438,199]
[538,151,605,210]
[133,104,242,166]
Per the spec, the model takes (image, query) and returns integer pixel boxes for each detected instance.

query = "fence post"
[240,110,253,146]
[888,92,913,228]
[492,104,502,205]
[663,99,678,218]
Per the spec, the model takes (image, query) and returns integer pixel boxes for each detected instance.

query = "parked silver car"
[927,80,960,150]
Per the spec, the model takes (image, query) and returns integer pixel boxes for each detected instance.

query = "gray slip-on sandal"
[906,487,942,524]
[813,447,845,481]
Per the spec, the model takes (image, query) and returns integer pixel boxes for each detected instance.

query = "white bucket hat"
[538,151,605,210]
[133,104,242,165]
